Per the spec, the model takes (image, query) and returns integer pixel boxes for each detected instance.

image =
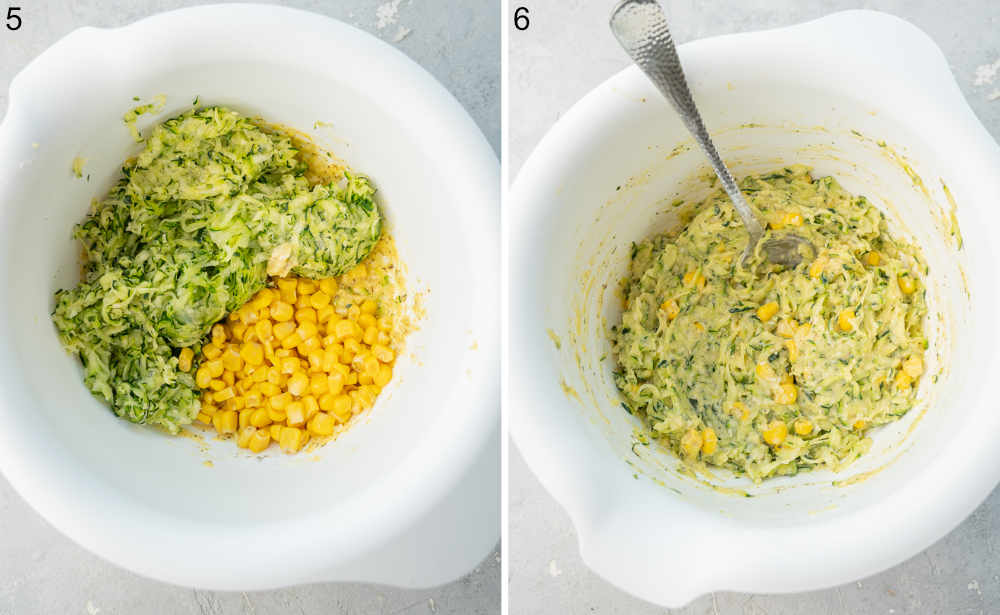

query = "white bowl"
[511,10,1000,607]
[0,5,498,590]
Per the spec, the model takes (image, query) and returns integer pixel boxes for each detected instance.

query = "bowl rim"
[511,9,1000,607]
[0,3,499,590]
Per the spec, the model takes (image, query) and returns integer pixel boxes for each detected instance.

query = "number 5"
[6,6,21,31]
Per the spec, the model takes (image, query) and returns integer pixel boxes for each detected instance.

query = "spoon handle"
[609,0,763,247]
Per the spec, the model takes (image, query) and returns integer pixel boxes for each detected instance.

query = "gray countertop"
[0,2,498,614]
[510,1,1000,613]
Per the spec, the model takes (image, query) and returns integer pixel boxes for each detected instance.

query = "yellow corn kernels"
[756,302,779,322]
[809,257,826,279]
[660,299,680,320]
[762,420,788,446]
[178,348,194,372]
[194,277,398,453]
[680,429,703,458]
[701,428,718,455]
[774,382,798,405]
[793,418,813,436]
[784,339,799,363]
[864,251,880,266]
[837,309,856,332]
[731,401,751,422]
[898,273,917,295]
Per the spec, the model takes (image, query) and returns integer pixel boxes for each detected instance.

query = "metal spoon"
[609,0,814,268]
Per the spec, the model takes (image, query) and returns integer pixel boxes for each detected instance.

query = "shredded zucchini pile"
[53,106,381,432]
[612,166,928,481]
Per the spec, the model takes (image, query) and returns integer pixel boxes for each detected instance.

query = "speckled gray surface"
[0,2,498,614]
[510,1,1000,614]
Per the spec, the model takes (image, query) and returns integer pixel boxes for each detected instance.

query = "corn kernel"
[838,309,856,332]
[222,371,235,387]
[335,320,361,341]
[214,410,238,435]
[680,429,703,458]
[701,428,717,455]
[308,412,337,436]
[894,370,913,390]
[253,288,275,309]
[374,364,393,387]
[203,342,223,360]
[204,359,224,378]
[286,401,306,426]
[270,392,292,410]
[331,395,353,421]
[288,372,309,396]
[356,315,374,332]
[211,323,227,346]
[343,338,363,356]
[239,408,253,429]
[271,301,294,321]
[309,291,331,309]
[794,418,813,436]
[327,371,345,396]
[313,278,334,296]
[809,257,826,279]
[196,412,211,424]
[281,332,303,350]
[279,426,307,453]
[297,279,317,294]
[762,420,787,446]
[221,348,243,372]
[774,382,798,404]
[317,306,336,324]
[302,395,319,419]
[269,424,283,441]
[236,425,256,448]
[248,428,271,453]
[782,211,803,227]
[660,298,680,320]
[195,366,212,388]
[177,348,194,372]
[249,408,271,428]
[231,322,248,341]
[756,302,779,322]
[377,317,392,332]
[295,307,317,323]
[362,325,378,345]
[259,381,280,396]
[853,419,867,430]
[864,251,880,266]
[300,336,322,354]
[309,373,329,395]
[267,407,287,423]
[898,273,917,295]
[214,387,235,403]
[785,339,799,363]
[254,320,273,342]
[755,362,776,381]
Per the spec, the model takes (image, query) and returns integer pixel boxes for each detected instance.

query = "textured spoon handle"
[609,0,763,246]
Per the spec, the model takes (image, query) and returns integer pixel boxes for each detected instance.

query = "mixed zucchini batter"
[612,166,928,482]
